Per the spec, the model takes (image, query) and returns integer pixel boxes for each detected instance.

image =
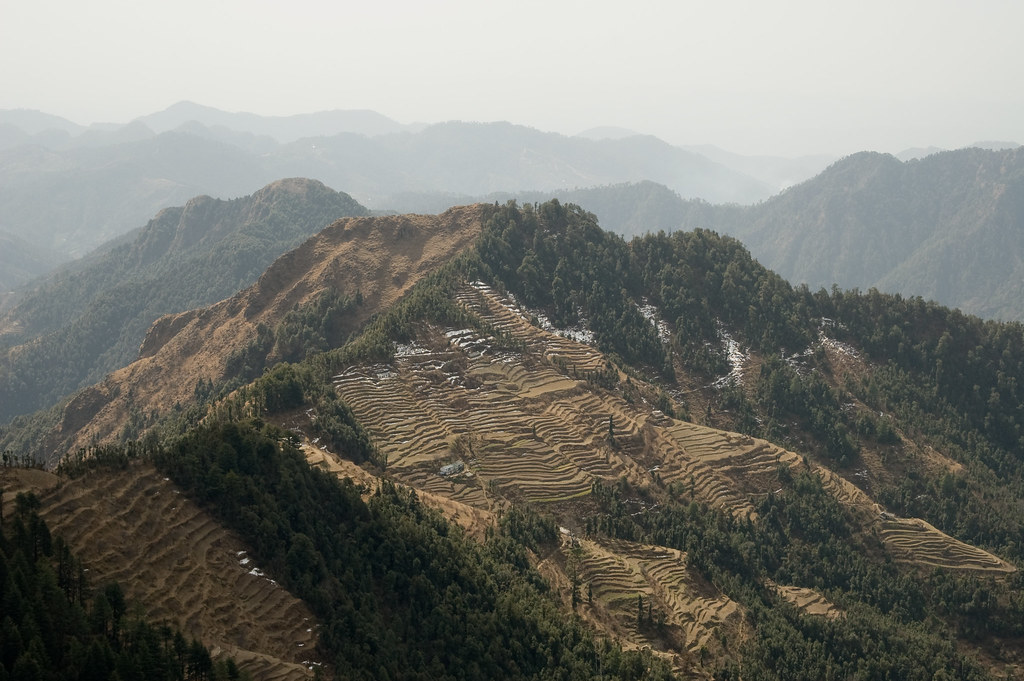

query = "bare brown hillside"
[41,205,486,461]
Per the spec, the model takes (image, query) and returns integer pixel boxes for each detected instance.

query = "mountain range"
[3,102,1024,680]
[9,103,1023,324]
[381,147,1024,321]
[0,103,792,292]
[666,147,1024,321]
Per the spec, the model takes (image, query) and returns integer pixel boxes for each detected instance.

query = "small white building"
[439,461,465,477]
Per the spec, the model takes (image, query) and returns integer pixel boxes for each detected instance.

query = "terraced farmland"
[456,282,609,374]
[331,285,643,506]
[575,537,740,659]
[650,421,799,520]
[877,517,1015,572]
[331,278,1015,585]
[299,440,496,540]
[37,466,318,681]
[770,582,842,619]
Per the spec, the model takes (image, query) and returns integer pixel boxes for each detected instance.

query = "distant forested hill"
[374,181,709,238]
[672,147,1024,320]
[0,178,366,424]
[0,230,55,292]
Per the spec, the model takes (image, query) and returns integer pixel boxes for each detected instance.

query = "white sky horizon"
[2,0,1021,157]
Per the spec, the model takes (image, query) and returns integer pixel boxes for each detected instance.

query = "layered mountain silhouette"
[0,104,777,289]
[4,104,1024,680]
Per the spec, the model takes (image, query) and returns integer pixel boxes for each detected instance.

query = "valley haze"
[2,0,1022,157]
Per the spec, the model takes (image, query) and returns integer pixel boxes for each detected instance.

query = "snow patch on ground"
[638,299,673,345]
[472,280,597,346]
[236,551,276,584]
[819,331,859,358]
[445,328,493,357]
[784,346,815,374]
[395,340,431,357]
[554,323,596,345]
[711,328,749,389]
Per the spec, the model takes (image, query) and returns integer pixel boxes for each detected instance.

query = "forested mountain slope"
[0,178,367,424]
[678,147,1024,320]
[6,201,1024,679]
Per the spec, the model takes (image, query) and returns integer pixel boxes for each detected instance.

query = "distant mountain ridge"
[134,100,417,141]
[663,147,1024,321]
[0,131,270,269]
[0,108,778,290]
[375,180,696,238]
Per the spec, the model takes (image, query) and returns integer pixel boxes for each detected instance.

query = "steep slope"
[0,178,367,424]
[33,465,320,681]
[289,276,1012,677]
[28,205,485,463]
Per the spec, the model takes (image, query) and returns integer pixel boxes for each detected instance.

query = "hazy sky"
[2,0,1022,156]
